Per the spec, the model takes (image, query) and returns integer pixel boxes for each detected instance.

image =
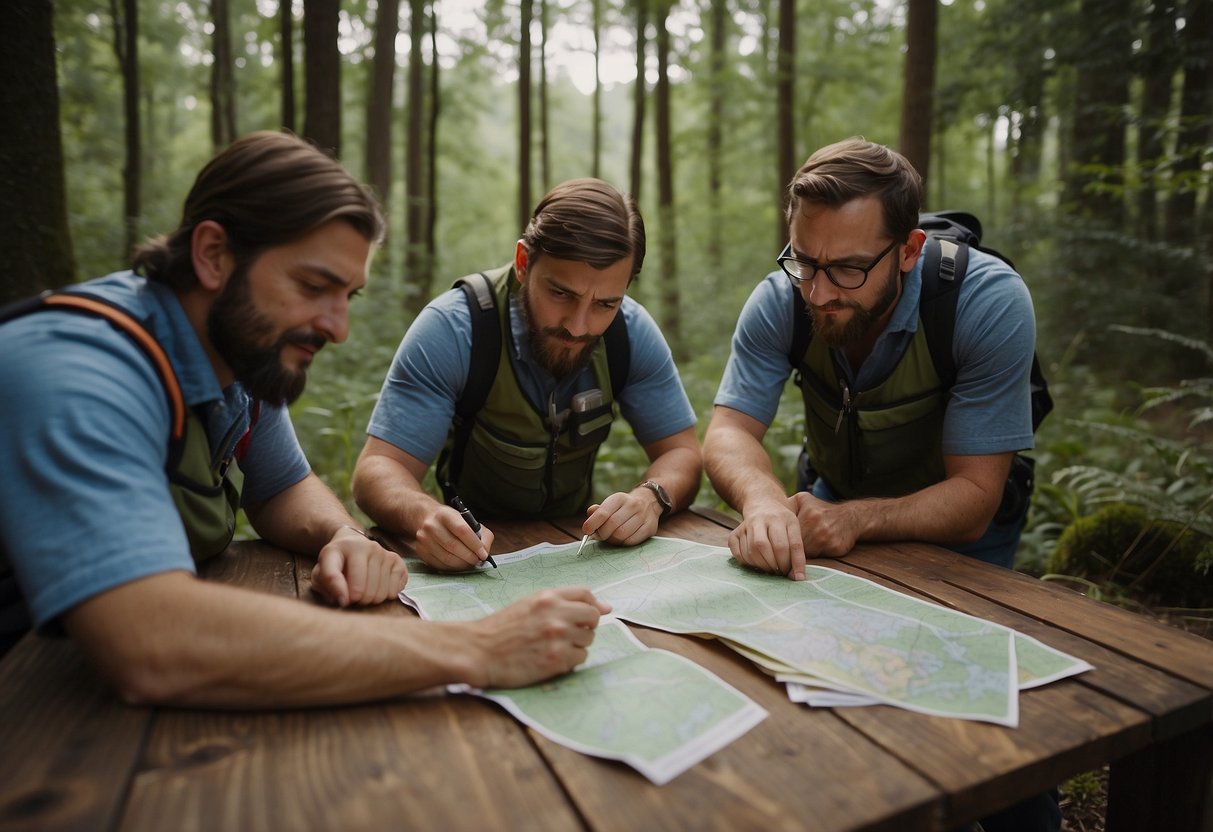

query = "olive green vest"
[170,407,244,561]
[797,324,947,499]
[436,269,617,519]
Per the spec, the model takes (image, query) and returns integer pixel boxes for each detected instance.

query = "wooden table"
[1,507,1210,832]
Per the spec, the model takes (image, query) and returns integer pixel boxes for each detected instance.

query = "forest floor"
[1055,608,1211,832]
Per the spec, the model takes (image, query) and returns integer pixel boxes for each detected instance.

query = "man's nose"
[564,301,593,337]
[805,270,841,306]
[315,298,350,344]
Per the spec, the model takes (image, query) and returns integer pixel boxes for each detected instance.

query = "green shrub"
[1048,503,1213,608]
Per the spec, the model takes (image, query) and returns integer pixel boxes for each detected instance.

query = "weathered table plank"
[0,637,149,832]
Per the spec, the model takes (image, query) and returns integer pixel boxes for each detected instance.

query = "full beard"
[207,265,325,405]
[808,261,901,349]
[518,282,601,378]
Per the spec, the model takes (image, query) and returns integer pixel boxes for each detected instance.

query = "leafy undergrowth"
[1059,767,1108,832]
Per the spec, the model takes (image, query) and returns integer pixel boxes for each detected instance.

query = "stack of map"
[400,536,1091,784]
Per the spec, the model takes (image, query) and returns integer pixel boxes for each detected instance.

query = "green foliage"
[1023,328,1213,608]
[1046,503,1213,607]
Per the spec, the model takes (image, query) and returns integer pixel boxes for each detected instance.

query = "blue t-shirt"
[715,248,1036,456]
[367,281,697,465]
[0,272,311,631]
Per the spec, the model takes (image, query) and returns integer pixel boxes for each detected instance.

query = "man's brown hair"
[521,178,646,282]
[133,131,385,289]
[785,138,923,242]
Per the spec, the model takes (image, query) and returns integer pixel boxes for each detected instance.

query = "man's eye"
[348,289,362,301]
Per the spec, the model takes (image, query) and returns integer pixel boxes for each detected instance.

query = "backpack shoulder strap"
[440,272,499,496]
[788,291,811,367]
[604,309,630,397]
[0,290,187,445]
[918,236,968,388]
[454,272,500,421]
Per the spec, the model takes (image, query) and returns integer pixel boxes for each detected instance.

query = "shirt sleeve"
[713,272,797,426]
[942,252,1037,455]
[0,313,195,630]
[239,403,312,504]
[365,289,471,464]
[614,300,697,444]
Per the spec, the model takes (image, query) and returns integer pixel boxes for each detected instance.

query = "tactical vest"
[796,322,948,499]
[435,268,619,519]
[0,291,246,577]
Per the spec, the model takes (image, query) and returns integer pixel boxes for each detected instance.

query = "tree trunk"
[706,0,726,268]
[405,0,429,312]
[1065,0,1133,228]
[280,0,296,132]
[1,0,75,300]
[111,0,141,261]
[539,0,551,191]
[426,2,440,276]
[591,0,602,179]
[303,0,341,155]
[518,0,534,231]
[1136,0,1178,241]
[898,0,937,193]
[1167,0,1213,342]
[210,0,237,151]
[1009,63,1045,219]
[1165,0,1212,245]
[654,1,680,360]
[775,0,794,243]
[629,0,648,203]
[366,0,400,213]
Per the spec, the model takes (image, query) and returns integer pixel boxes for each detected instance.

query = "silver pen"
[575,533,591,555]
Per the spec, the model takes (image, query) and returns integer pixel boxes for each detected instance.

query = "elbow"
[103,650,196,707]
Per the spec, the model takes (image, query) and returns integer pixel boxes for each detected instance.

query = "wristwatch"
[640,480,673,517]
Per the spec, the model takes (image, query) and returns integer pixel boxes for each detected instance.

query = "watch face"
[644,480,672,515]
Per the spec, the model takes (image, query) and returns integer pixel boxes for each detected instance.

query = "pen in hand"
[449,496,497,568]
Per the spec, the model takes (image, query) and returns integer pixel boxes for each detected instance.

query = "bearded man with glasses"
[703,135,1054,832]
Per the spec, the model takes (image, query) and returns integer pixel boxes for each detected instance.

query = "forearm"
[66,572,482,708]
[813,470,1003,547]
[703,424,789,514]
[245,473,359,553]
[352,453,443,538]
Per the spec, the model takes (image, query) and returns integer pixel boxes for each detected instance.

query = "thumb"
[313,548,351,607]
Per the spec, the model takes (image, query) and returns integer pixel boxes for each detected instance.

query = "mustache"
[541,326,596,344]
[282,330,327,352]
[810,301,858,314]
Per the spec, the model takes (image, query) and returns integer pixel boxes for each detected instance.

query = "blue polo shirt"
[0,272,311,631]
[368,278,696,466]
[715,248,1036,456]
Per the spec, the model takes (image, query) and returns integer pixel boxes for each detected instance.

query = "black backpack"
[789,210,1053,432]
[437,271,631,495]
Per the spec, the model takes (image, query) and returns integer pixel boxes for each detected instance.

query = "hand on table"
[727,496,807,581]
[789,491,859,559]
[311,525,410,607]
[581,488,663,547]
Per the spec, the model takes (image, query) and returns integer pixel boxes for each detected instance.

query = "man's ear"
[514,241,528,283]
[191,220,233,292]
[899,228,928,272]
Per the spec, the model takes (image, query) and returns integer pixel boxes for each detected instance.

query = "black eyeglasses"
[776,239,900,290]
